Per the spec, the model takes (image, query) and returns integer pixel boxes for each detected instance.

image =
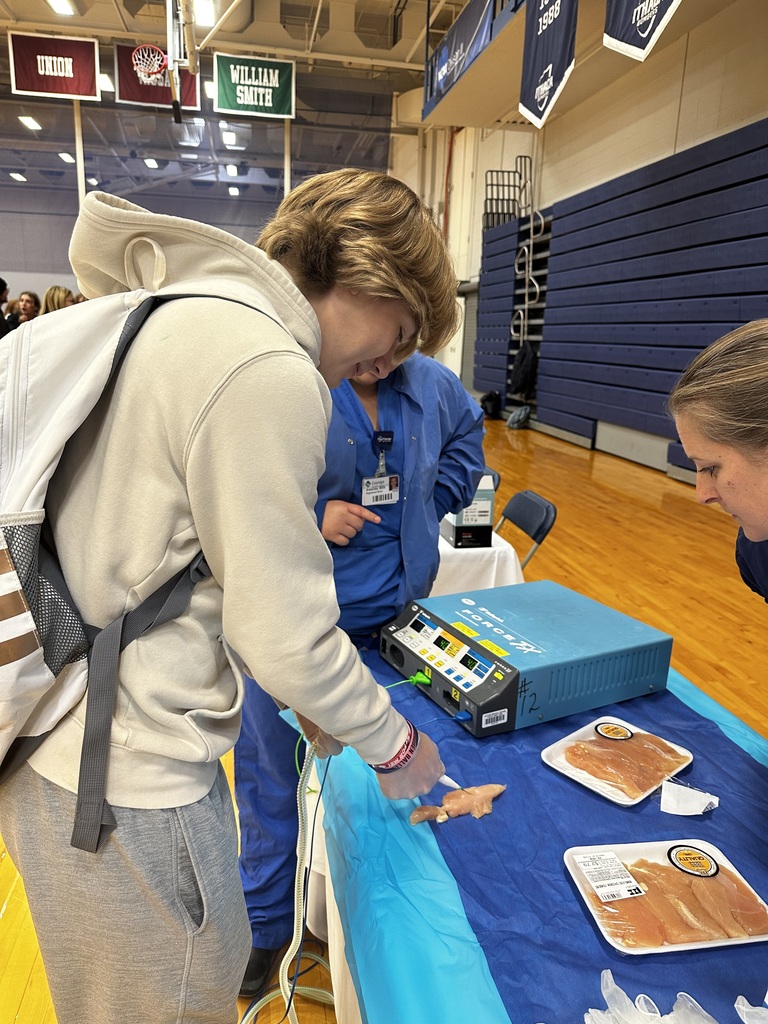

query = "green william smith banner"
[213,54,295,118]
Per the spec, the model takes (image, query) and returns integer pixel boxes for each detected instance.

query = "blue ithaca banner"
[603,0,683,61]
[518,0,579,129]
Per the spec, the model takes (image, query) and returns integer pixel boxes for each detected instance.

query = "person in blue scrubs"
[668,319,768,602]
[235,352,485,997]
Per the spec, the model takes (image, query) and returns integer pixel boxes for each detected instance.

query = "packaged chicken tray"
[541,717,693,805]
[565,840,768,954]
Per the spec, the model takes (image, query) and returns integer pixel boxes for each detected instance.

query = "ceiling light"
[181,153,199,160]
[204,81,215,99]
[98,73,115,92]
[87,177,99,185]
[46,0,76,14]
[228,186,239,196]
[226,164,237,177]
[10,172,27,182]
[19,116,42,131]
[59,152,75,163]
[194,0,216,27]
[172,118,205,148]
[144,157,159,169]
[218,121,250,151]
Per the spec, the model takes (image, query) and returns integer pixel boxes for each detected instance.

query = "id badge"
[361,474,400,506]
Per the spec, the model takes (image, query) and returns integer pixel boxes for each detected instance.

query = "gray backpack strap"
[70,553,211,852]
[66,292,260,852]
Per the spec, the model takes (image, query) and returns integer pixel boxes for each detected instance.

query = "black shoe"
[240,945,281,999]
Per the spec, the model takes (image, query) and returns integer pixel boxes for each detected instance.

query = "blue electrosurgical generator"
[379,580,673,738]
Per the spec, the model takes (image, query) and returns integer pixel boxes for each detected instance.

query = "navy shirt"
[735,530,768,602]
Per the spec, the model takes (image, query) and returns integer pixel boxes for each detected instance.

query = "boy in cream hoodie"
[0,169,459,1024]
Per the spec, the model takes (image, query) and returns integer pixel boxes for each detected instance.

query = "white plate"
[565,839,768,954]
[540,716,693,806]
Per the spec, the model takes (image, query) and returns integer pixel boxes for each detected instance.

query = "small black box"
[439,521,493,548]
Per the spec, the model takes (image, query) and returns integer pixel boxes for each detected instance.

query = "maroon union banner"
[114,44,200,110]
[9,32,99,100]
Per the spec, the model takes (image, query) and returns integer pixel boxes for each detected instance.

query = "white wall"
[393,0,768,279]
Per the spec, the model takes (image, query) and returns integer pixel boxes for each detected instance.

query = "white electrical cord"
[278,742,318,1023]
[239,741,333,1024]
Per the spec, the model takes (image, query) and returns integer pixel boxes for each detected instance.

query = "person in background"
[0,277,10,339]
[4,297,20,325]
[235,350,486,998]
[0,169,459,1024]
[5,289,40,329]
[668,319,768,603]
[40,285,76,314]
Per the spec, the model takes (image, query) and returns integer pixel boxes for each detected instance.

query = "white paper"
[660,779,719,816]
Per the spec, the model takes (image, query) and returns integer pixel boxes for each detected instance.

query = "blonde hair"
[667,319,768,454]
[40,286,75,315]
[257,169,459,357]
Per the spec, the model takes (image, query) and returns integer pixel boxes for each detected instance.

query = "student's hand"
[295,712,344,759]
[321,500,381,545]
[375,732,445,800]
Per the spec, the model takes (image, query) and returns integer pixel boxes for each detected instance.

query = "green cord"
[385,670,432,689]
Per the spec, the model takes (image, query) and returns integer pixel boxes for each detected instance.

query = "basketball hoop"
[131,44,168,86]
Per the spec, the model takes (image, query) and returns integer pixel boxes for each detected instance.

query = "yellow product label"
[669,845,718,877]
[451,687,461,704]
[451,621,478,638]
[596,722,632,741]
[479,639,509,657]
[423,665,432,679]
[494,671,504,680]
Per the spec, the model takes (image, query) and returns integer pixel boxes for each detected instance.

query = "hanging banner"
[213,54,295,119]
[519,0,579,129]
[603,0,684,61]
[429,0,494,103]
[114,45,200,110]
[8,32,99,100]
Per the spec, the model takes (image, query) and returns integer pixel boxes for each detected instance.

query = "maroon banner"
[114,44,200,110]
[9,32,99,100]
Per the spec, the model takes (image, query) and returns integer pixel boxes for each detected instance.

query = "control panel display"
[394,612,494,692]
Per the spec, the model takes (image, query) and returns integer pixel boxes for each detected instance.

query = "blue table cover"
[319,652,768,1023]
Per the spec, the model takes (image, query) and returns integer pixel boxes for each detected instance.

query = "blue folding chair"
[493,489,557,569]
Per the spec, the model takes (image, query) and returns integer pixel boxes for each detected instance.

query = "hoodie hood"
[69,190,321,363]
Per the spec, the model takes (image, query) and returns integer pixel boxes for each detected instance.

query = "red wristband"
[368,721,420,774]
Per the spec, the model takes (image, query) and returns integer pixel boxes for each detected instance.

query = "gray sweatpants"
[0,761,251,1024]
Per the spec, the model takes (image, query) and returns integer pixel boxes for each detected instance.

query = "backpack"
[480,389,502,419]
[0,290,229,853]
[509,340,537,401]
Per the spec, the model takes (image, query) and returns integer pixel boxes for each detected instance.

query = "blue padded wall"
[530,117,768,458]
[474,219,519,395]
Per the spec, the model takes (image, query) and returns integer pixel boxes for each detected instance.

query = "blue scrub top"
[315,354,486,638]
[330,379,405,633]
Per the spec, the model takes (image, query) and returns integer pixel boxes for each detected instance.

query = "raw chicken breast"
[588,857,768,949]
[564,730,689,799]
[409,784,506,826]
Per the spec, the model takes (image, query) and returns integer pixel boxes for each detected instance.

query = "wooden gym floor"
[1,419,766,1023]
